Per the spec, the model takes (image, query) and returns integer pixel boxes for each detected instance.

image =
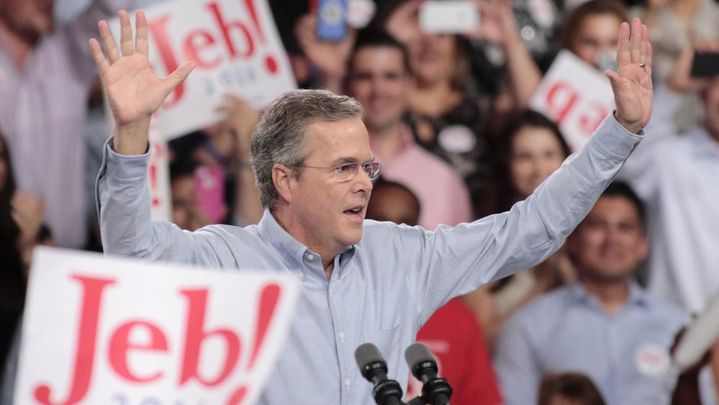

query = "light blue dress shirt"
[494,281,689,405]
[96,116,641,404]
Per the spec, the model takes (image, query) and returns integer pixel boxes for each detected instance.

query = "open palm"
[605,18,653,133]
[90,10,194,126]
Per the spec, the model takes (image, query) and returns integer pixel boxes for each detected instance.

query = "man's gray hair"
[250,89,364,208]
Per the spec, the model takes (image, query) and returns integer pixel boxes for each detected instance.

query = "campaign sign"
[148,135,171,221]
[14,247,300,405]
[113,0,297,140]
[530,50,615,151]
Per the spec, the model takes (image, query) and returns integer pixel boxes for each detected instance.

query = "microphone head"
[405,342,438,381]
[355,343,388,382]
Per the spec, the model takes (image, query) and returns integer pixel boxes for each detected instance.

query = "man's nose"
[353,168,374,193]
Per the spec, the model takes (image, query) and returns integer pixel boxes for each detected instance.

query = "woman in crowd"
[0,133,29,385]
[463,110,575,345]
[630,0,719,81]
[560,0,628,71]
[373,0,544,216]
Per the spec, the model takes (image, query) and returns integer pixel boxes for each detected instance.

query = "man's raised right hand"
[89,10,195,155]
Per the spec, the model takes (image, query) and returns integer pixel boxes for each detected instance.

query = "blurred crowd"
[1,0,719,403]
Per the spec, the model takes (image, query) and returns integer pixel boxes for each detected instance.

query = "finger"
[616,22,631,66]
[163,61,196,94]
[645,41,653,79]
[119,9,134,56]
[89,38,110,76]
[98,19,120,63]
[629,17,642,63]
[135,10,148,56]
[639,24,648,65]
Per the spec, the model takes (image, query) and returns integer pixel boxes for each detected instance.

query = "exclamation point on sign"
[225,283,280,405]
[149,165,160,206]
[243,0,279,74]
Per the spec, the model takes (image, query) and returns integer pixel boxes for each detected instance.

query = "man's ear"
[272,163,295,204]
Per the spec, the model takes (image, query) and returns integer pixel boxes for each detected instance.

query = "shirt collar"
[568,280,648,309]
[257,209,314,267]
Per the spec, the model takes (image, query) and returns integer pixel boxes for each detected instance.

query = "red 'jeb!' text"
[544,80,609,137]
[147,0,279,108]
[31,274,281,405]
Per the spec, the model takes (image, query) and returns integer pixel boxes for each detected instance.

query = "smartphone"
[316,0,348,41]
[419,0,480,34]
[690,52,719,78]
[194,165,225,223]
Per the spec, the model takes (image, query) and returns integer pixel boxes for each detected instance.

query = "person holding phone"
[629,0,719,81]
[620,39,719,324]
[372,0,545,217]
[92,11,653,404]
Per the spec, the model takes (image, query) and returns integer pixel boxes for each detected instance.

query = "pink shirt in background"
[371,125,473,229]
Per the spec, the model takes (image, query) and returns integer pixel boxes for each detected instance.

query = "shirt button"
[305,253,314,262]
[296,272,305,281]
[338,332,345,341]
[344,378,352,388]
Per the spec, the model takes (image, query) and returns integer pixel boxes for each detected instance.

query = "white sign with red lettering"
[529,50,615,151]
[14,247,300,405]
[113,0,296,140]
[148,135,171,221]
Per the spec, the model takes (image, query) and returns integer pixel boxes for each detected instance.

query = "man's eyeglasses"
[295,160,382,182]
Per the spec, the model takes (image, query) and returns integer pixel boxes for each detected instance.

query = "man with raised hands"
[91,10,652,404]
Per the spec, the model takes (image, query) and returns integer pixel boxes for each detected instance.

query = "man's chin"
[343,229,364,247]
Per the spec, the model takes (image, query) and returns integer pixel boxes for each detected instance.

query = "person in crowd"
[631,0,719,135]
[538,372,606,405]
[463,110,575,345]
[345,30,472,229]
[629,0,719,81]
[494,182,689,405]
[168,159,213,231]
[510,0,564,71]
[92,9,652,403]
[365,178,420,226]
[366,178,503,405]
[0,0,131,248]
[0,132,25,387]
[372,0,543,216]
[619,42,719,315]
[561,0,629,71]
[0,130,53,404]
[168,93,264,227]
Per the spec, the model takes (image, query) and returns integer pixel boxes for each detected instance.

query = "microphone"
[672,292,719,373]
[405,343,452,405]
[355,343,405,405]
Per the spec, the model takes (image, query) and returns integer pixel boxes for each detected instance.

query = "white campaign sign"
[14,247,300,405]
[530,50,615,151]
[113,0,296,140]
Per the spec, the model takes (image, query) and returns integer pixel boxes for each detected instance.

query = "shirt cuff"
[589,113,645,161]
[104,137,151,180]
